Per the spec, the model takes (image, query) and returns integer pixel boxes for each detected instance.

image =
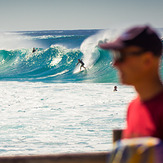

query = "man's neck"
[134,79,163,101]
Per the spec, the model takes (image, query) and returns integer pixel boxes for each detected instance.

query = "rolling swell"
[2,29,162,83]
[0,44,117,83]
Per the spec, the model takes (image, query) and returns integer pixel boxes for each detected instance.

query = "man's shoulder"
[128,91,163,111]
[128,96,140,105]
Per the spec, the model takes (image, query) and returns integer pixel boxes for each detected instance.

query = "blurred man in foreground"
[99,25,163,139]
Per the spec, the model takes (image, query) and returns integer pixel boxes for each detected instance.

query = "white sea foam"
[0,81,135,155]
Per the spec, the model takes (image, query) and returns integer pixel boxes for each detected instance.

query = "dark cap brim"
[99,39,125,50]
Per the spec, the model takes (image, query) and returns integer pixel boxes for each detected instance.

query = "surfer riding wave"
[76,59,86,71]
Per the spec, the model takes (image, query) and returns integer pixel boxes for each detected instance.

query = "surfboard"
[74,68,87,74]
[79,69,87,73]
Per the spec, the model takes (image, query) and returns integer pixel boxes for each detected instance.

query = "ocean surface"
[0,29,162,156]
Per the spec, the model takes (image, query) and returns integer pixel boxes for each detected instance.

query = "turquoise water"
[0,29,162,82]
[0,29,162,155]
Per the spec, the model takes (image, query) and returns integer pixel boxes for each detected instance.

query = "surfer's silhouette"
[32,48,37,53]
[113,86,117,91]
[76,59,86,71]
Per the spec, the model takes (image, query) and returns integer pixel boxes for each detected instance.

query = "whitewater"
[0,29,162,155]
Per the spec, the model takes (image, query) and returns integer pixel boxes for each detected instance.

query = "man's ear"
[142,52,154,67]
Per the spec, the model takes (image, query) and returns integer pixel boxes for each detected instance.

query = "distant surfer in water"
[113,86,117,91]
[76,59,86,71]
[32,48,37,53]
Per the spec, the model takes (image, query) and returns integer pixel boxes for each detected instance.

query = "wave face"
[0,29,162,83]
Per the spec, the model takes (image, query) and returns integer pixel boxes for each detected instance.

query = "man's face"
[113,46,147,85]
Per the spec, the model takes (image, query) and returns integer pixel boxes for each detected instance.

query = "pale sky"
[0,0,163,31]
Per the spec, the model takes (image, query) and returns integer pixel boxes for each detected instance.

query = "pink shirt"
[123,90,163,139]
